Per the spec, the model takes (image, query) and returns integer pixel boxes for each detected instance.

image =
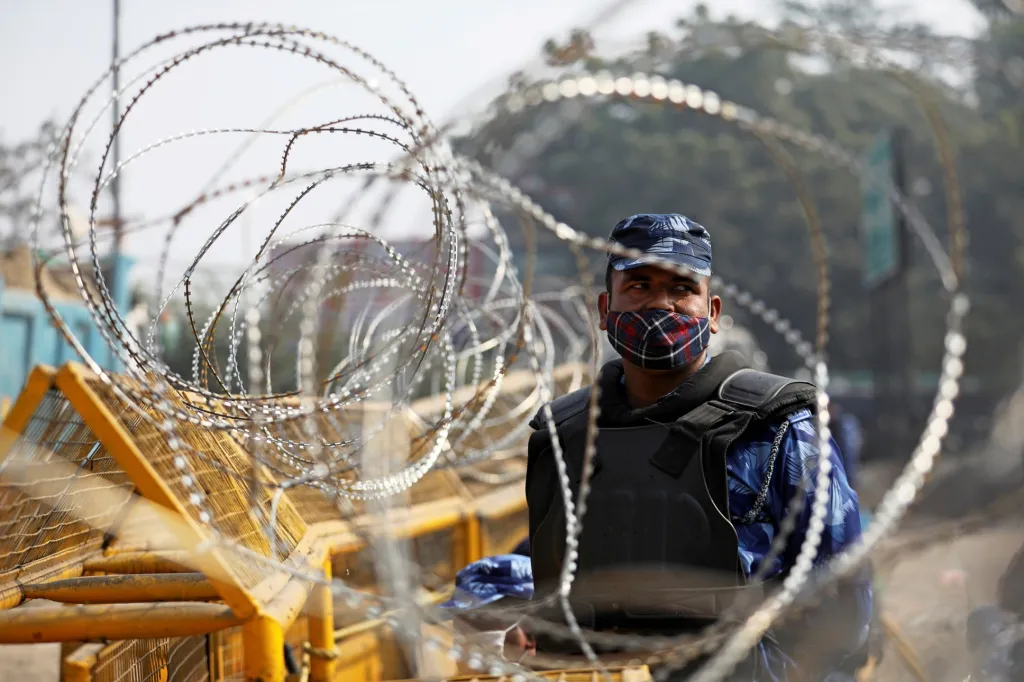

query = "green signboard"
[860,132,900,287]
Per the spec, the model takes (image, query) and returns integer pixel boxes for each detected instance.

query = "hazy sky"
[1,0,985,281]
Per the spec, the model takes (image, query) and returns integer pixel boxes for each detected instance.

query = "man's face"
[598,265,721,334]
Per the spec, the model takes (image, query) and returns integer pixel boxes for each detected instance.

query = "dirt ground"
[871,521,1024,682]
[854,450,1024,682]
[0,644,60,682]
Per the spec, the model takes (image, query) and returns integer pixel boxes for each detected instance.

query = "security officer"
[521,214,871,680]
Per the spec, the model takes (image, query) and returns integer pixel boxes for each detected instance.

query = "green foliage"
[464,3,1024,395]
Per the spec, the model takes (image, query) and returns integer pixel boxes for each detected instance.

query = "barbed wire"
[7,7,1004,681]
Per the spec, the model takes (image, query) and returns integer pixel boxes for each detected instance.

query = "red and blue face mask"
[605,309,710,371]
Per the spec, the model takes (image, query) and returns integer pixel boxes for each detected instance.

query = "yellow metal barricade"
[0,364,340,680]
[63,636,212,682]
[0,366,134,609]
[473,484,527,558]
[391,666,653,682]
[0,360,611,682]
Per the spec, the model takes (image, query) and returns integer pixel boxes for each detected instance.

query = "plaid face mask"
[605,309,710,370]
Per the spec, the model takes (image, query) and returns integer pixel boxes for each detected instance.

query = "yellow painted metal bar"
[62,643,103,682]
[208,631,225,681]
[0,397,10,420]
[1,364,55,431]
[472,484,527,557]
[55,363,258,620]
[21,572,220,603]
[308,559,335,682]
[250,521,337,607]
[263,571,312,631]
[0,601,243,643]
[880,612,928,682]
[456,514,481,567]
[388,666,653,681]
[0,541,97,610]
[243,615,286,682]
[84,550,194,575]
[0,365,56,461]
[473,484,526,520]
[323,497,467,557]
[0,373,108,606]
[332,589,448,641]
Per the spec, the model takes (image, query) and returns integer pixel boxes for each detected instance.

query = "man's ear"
[598,291,609,331]
[708,294,722,335]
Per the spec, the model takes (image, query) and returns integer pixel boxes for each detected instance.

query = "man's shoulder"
[528,385,592,431]
[783,407,816,426]
[728,407,816,463]
[717,367,817,420]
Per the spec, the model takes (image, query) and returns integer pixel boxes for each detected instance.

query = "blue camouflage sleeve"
[775,410,874,671]
[440,554,535,610]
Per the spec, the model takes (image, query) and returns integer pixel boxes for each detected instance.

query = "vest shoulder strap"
[716,368,817,419]
[528,386,593,431]
[652,369,817,478]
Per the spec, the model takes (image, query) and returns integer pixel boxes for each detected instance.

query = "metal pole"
[890,127,915,453]
[867,128,914,459]
[111,0,122,254]
[241,616,287,682]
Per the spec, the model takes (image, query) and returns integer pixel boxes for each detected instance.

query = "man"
[447,214,871,680]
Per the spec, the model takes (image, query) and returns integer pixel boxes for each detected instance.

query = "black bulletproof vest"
[525,351,816,638]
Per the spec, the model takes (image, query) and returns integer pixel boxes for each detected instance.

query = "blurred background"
[1,1,1023,680]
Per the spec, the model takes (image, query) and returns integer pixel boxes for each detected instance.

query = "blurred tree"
[543,29,596,67]
[970,0,1024,144]
[0,120,59,247]
[458,1,1024,412]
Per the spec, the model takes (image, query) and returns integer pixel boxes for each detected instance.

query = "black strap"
[529,385,591,430]
[649,400,735,478]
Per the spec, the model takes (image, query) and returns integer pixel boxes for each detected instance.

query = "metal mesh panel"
[413,526,458,583]
[78,637,209,682]
[264,399,416,525]
[0,388,134,575]
[167,636,210,682]
[91,640,169,682]
[479,506,528,557]
[457,457,527,498]
[281,483,347,527]
[333,545,378,594]
[472,484,528,557]
[410,363,586,463]
[83,378,307,593]
[408,470,464,506]
[333,629,385,681]
[219,627,245,681]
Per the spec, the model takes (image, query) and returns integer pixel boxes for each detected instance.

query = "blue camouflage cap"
[607,213,712,278]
